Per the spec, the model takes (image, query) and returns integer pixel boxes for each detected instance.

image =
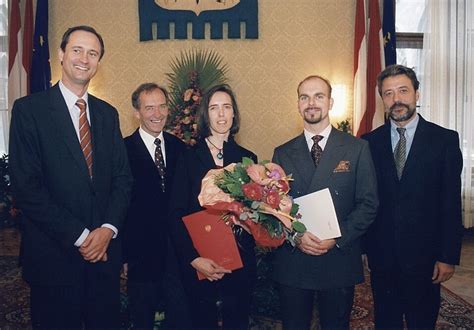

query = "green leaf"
[242,157,254,166]
[292,221,307,233]
[290,203,299,216]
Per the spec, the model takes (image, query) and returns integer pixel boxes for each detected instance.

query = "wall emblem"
[139,0,259,40]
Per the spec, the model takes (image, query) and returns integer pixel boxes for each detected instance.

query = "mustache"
[389,102,410,112]
[305,107,321,112]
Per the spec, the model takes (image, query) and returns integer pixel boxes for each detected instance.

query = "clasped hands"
[297,231,336,256]
[79,227,114,263]
[191,257,231,282]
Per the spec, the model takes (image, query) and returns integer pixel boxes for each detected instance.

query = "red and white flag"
[8,0,33,111]
[354,0,386,137]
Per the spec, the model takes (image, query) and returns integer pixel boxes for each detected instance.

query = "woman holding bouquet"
[169,84,257,329]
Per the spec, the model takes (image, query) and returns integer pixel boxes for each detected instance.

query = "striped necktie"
[394,127,406,180]
[76,99,93,178]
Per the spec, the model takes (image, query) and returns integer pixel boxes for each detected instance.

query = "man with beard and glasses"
[271,75,378,329]
[362,64,463,329]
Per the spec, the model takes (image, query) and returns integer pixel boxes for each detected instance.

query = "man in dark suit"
[9,26,132,329]
[272,75,378,329]
[362,64,463,329]
[122,83,189,328]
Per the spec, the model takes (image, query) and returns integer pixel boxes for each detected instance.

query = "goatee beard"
[388,103,416,122]
[304,108,322,124]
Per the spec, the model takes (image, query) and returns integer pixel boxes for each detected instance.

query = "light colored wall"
[49,0,355,160]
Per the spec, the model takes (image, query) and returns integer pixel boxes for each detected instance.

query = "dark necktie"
[311,135,324,167]
[76,99,93,178]
[394,127,407,180]
[154,138,166,192]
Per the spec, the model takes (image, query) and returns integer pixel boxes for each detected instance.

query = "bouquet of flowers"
[198,157,306,247]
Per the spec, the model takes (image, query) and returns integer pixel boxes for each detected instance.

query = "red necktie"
[76,99,93,177]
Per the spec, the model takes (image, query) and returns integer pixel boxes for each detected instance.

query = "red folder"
[182,209,243,280]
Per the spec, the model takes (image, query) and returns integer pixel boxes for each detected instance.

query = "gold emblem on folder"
[155,0,240,16]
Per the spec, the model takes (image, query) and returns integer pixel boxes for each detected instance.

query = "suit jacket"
[272,128,378,290]
[9,84,132,286]
[168,138,257,298]
[122,129,186,282]
[362,115,463,274]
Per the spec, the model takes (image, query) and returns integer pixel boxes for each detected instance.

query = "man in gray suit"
[272,75,378,329]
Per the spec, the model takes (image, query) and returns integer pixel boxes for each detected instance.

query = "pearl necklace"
[206,138,224,160]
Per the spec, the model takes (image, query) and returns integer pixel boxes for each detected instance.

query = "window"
[395,0,425,72]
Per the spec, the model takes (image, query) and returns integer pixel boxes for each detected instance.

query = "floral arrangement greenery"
[337,119,352,134]
[0,154,14,222]
[198,157,306,247]
[166,50,229,145]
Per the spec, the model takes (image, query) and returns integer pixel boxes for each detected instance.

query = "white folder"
[294,188,341,240]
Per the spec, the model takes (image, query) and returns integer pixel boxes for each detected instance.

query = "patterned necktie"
[76,99,93,178]
[154,138,166,192]
[311,135,324,167]
[394,127,407,180]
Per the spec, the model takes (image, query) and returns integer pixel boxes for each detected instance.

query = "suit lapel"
[402,116,430,179]
[130,129,157,167]
[163,132,180,176]
[308,128,347,190]
[378,123,399,181]
[48,85,90,179]
[282,134,314,194]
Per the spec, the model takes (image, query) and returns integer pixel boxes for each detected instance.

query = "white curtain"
[420,0,474,228]
[0,0,8,155]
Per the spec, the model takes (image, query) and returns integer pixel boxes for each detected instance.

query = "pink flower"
[259,204,293,229]
[278,195,293,214]
[264,163,286,180]
[246,164,272,186]
[242,183,264,201]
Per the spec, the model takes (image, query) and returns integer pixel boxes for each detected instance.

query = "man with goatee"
[362,64,463,329]
[271,75,378,329]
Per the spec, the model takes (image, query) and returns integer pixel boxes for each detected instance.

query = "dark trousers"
[30,265,121,329]
[127,281,162,329]
[128,275,192,329]
[278,283,355,329]
[190,290,251,330]
[371,269,440,329]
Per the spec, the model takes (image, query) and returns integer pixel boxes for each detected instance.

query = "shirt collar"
[390,112,419,136]
[59,80,89,110]
[303,124,332,151]
[139,127,164,147]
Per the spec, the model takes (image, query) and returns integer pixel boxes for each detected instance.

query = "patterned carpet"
[1,255,473,329]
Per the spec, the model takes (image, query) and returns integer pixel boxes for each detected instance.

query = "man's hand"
[432,261,455,284]
[190,257,231,282]
[297,232,336,256]
[79,227,114,263]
